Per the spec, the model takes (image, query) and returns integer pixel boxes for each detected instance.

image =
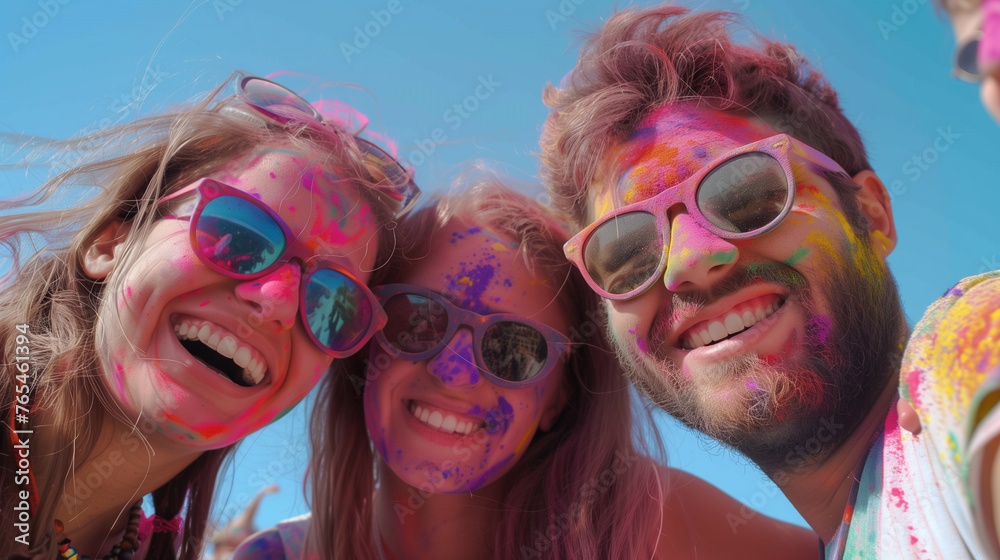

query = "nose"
[234,263,302,333]
[427,328,482,388]
[661,212,738,292]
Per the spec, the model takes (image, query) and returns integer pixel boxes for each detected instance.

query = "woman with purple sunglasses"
[0,73,416,560]
[234,173,817,559]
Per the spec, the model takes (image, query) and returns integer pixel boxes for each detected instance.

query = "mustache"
[650,262,808,340]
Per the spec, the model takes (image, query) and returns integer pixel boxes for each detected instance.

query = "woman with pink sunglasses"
[234,174,817,559]
[0,73,416,560]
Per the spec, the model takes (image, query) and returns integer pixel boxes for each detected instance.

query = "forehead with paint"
[426,224,525,313]
[210,144,378,264]
[590,104,776,216]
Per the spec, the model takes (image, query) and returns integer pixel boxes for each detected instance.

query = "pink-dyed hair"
[307,170,667,559]
[540,5,872,227]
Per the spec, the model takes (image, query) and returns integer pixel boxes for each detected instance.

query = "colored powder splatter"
[784,247,810,266]
[636,337,648,354]
[446,264,496,314]
[889,487,909,511]
[805,315,833,345]
[708,249,737,265]
[199,301,210,307]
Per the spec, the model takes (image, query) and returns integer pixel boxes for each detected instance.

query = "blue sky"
[2,0,998,549]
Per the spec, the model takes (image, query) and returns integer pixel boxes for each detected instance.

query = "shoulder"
[654,466,818,560]
[901,272,1000,429]
[232,515,311,560]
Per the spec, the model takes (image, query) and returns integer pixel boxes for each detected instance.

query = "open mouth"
[408,400,485,436]
[681,294,786,350]
[173,318,267,387]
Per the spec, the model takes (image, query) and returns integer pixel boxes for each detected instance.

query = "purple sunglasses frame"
[563,134,848,301]
[371,284,571,388]
[232,72,420,215]
[159,177,387,358]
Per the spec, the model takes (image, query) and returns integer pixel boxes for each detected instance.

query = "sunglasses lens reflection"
[697,152,789,234]
[381,292,551,383]
[382,293,449,354]
[583,152,789,296]
[241,77,318,122]
[305,269,375,353]
[481,322,548,382]
[957,38,981,78]
[584,211,661,296]
[197,196,285,275]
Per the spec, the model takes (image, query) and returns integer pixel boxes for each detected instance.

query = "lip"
[668,284,790,348]
[681,295,791,362]
[400,397,488,446]
[154,309,283,398]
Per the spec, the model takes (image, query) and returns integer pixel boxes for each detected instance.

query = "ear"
[539,380,569,432]
[81,220,132,280]
[851,170,897,258]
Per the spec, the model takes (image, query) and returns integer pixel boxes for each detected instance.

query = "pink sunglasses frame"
[563,134,848,301]
[159,177,387,358]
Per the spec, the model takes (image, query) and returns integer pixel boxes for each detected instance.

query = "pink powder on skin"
[636,336,648,354]
[115,363,127,403]
[612,106,764,205]
[253,266,299,303]
[981,0,1000,70]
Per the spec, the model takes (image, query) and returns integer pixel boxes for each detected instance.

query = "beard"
[614,238,907,473]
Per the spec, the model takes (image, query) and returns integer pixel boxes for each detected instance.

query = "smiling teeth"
[173,319,266,386]
[409,402,478,436]
[683,298,783,350]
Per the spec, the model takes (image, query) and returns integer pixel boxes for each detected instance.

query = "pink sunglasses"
[564,134,847,300]
[160,178,387,357]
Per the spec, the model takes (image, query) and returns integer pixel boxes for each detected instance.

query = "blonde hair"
[307,169,666,559]
[0,75,397,559]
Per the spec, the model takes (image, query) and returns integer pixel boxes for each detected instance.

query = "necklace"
[56,500,143,560]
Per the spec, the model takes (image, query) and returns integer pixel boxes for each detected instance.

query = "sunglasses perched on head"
[564,134,848,300]
[372,285,571,388]
[231,72,420,215]
[159,178,386,357]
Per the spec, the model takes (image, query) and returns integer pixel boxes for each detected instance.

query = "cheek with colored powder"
[428,350,481,386]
